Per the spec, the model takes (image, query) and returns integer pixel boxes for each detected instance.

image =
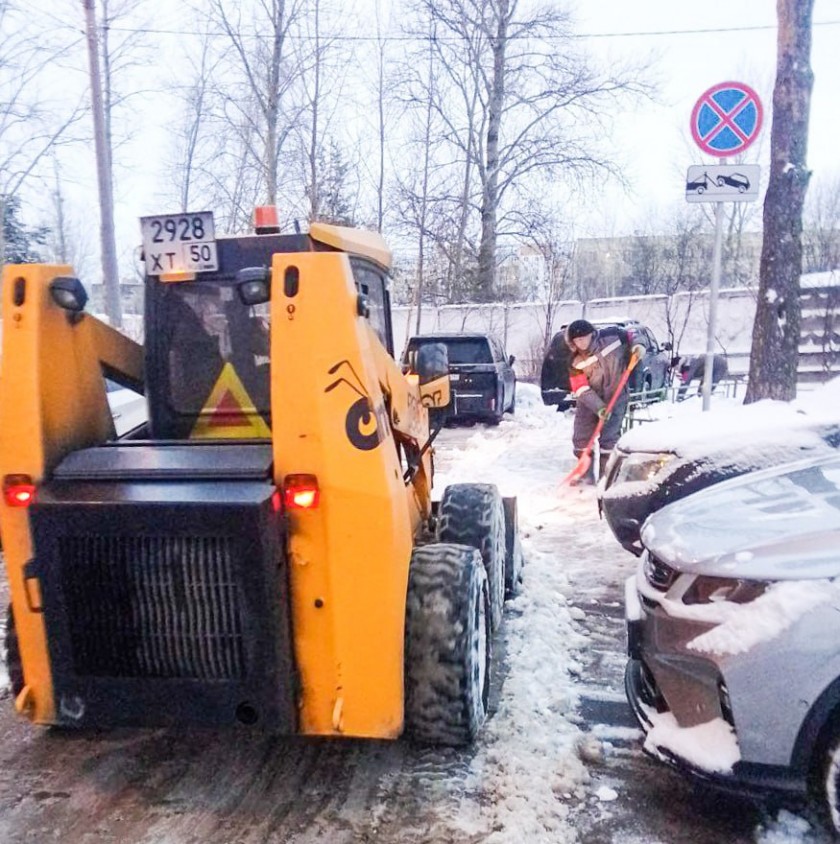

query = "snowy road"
[0,386,831,843]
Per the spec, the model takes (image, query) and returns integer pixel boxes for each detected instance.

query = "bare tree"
[746,0,814,402]
[203,0,306,225]
[411,0,646,301]
[167,25,221,213]
[803,174,840,272]
[0,1,86,263]
[517,203,574,350]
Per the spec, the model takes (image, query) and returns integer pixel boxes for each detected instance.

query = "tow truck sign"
[141,211,219,276]
[685,164,760,203]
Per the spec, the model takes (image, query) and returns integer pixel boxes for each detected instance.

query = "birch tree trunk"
[745,0,814,402]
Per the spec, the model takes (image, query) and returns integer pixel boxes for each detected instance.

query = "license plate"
[141,211,218,275]
[450,373,460,382]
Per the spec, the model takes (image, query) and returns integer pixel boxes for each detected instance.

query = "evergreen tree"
[2,195,48,264]
[315,140,355,227]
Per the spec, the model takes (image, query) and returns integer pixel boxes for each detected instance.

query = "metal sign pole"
[702,155,727,411]
[689,82,763,410]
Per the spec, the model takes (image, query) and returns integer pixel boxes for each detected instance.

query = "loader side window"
[351,260,394,356]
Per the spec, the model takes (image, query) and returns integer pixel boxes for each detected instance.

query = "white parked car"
[625,451,840,833]
[105,380,147,437]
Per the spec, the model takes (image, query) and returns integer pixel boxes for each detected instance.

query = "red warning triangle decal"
[191,362,271,439]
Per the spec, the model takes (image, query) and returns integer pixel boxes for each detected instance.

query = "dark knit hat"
[567,319,595,340]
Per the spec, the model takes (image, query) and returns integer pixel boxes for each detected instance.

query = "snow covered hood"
[641,452,840,580]
[617,377,840,461]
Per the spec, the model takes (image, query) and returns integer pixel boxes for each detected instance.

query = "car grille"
[643,552,678,591]
[59,534,245,681]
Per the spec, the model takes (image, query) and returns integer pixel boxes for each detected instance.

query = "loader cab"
[143,226,395,440]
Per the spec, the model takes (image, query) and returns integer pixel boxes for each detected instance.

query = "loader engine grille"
[60,534,245,681]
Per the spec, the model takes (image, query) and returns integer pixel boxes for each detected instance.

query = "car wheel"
[716,176,726,187]
[820,729,840,834]
[404,543,491,746]
[507,384,516,415]
[697,186,705,194]
[437,483,506,631]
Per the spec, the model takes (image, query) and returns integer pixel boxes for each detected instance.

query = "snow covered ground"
[430,383,836,843]
[0,382,836,842]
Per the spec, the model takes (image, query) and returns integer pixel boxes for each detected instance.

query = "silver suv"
[625,452,840,832]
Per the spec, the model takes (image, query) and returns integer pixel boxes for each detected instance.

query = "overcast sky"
[10,1,840,278]
[571,0,840,235]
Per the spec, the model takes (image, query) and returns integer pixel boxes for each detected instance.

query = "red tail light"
[284,474,320,510]
[3,474,36,507]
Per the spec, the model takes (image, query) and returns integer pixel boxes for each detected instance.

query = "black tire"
[507,384,516,415]
[5,605,23,700]
[404,543,491,746]
[820,729,840,835]
[437,483,506,631]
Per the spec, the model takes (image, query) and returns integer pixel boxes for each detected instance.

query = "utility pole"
[83,0,122,327]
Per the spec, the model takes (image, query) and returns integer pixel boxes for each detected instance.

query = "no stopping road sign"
[690,81,763,157]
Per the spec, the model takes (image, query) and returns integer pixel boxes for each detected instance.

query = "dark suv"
[540,318,672,410]
[403,333,516,424]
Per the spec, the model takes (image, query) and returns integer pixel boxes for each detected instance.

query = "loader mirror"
[236,267,271,306]
[415,342,451,409]
[50,277,88,312]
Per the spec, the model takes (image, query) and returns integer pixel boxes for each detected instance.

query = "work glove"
[597,407,611,421]
[631,344,646,359]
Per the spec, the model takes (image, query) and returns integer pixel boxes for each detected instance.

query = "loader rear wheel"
[437,483,506,631]
[404,543,490,746]
[5,605,23,700]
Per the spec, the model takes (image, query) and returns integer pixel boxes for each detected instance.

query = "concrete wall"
[394,288,758,379]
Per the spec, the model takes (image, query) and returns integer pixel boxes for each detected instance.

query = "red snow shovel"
[561,351,642,487]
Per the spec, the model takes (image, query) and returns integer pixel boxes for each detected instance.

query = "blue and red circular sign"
[690,81,763,157]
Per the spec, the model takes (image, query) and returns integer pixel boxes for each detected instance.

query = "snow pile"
[685,580,838,656]
[433,384,597,841]
[754,810,823,843]
[642,710,741,774]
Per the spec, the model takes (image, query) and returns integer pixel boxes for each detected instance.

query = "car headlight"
[682,575,768,605]
[613,452,676,484]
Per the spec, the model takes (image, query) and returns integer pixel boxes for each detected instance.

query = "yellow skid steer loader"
[0,209,521,746]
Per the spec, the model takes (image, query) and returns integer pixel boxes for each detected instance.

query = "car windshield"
[412,338,493,365]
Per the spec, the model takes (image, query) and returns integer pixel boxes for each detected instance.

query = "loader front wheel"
[404,543,491,746]
[5,605,23,699]
[437,483,506,630]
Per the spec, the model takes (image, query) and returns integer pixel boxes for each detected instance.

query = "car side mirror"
[662,342,673,351]
[508,354,516,366]
[415,342,451,409]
